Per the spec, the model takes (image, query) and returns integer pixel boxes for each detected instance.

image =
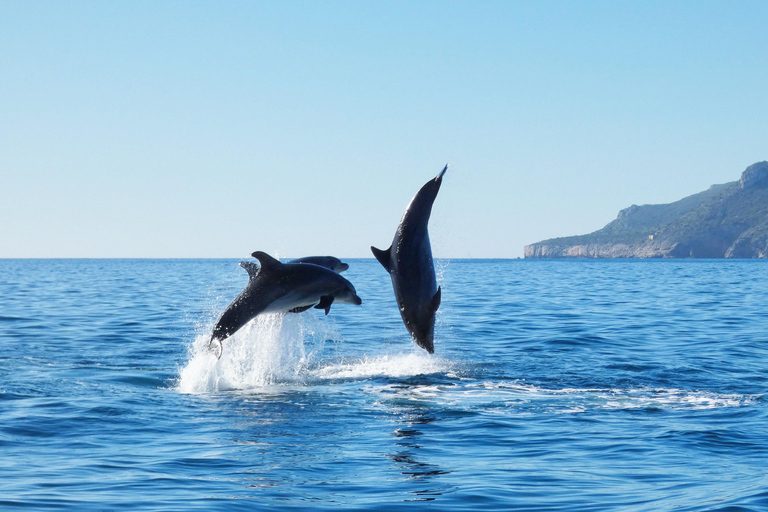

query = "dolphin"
[209,251,362,357]
[287,256,350,273]
[371,165,447,354]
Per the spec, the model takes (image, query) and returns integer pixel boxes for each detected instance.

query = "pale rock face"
[523,241,674,259]
[739,161,768,189]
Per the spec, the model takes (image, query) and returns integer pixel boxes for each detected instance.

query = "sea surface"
[1,258,767,511]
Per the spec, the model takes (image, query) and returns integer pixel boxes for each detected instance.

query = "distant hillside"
[525,161,768,258]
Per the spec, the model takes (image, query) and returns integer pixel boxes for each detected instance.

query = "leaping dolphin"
[371,165,447,353]
[209,251,362,358]
[287,256,349,273]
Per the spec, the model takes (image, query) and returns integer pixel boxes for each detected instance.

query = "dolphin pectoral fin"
[239,261,260,280]
[251,251,282,272]
[371,245,392,271]
[431,286,442,313]
[288,304,315,313]
[314,295,334,315]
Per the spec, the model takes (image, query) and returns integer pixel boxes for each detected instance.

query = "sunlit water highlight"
[1,259,767,511]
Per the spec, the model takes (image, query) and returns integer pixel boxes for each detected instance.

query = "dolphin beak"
[436,164,448,181]
[352,294,362,305]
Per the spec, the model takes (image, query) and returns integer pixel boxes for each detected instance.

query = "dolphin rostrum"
[371,165,447,353]
[287,256,350,273]
[209,251,362,357]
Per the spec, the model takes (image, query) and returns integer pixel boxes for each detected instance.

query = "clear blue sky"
[2,1,766,258]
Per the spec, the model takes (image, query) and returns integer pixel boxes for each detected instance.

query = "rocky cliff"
[524,161,768,258]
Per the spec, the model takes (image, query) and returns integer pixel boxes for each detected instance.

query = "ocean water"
[1,258,767,511]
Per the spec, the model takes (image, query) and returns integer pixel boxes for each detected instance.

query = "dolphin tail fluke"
[239,261,260,280]
[314,295,335,315]
[371,245,392,271]
[208,336,223,360]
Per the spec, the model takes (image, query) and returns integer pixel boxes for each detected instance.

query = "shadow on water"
[388,411,450,502]
[379,376,459,503]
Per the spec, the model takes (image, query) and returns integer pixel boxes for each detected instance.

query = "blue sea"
[1,259,767,511]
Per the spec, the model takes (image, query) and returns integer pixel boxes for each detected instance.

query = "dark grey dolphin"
[209,251,362,357]
[287,256,349,273]
[371,165,447,353]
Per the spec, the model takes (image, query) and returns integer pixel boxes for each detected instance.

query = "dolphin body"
[371,165,447,353]
[288,256,349,273]
[209,251,362,357]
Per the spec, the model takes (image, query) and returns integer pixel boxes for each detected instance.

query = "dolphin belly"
[264,290,320,313]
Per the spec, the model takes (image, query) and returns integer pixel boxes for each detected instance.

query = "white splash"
[177,312,339,393]
[176,312,453,394]
[308,352,453,381]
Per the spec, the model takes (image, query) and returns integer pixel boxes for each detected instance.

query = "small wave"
[510,382,758,411]
[363,380,761,413]
[483,382,761,411]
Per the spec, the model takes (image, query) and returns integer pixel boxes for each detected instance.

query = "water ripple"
[1,259,768,511]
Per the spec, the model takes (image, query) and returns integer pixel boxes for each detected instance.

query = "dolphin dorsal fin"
[251,251,282,273]
[371,245,392,271]
[239,261,260,280]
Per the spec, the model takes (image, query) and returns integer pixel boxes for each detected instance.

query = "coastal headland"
[525,161,768,258]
